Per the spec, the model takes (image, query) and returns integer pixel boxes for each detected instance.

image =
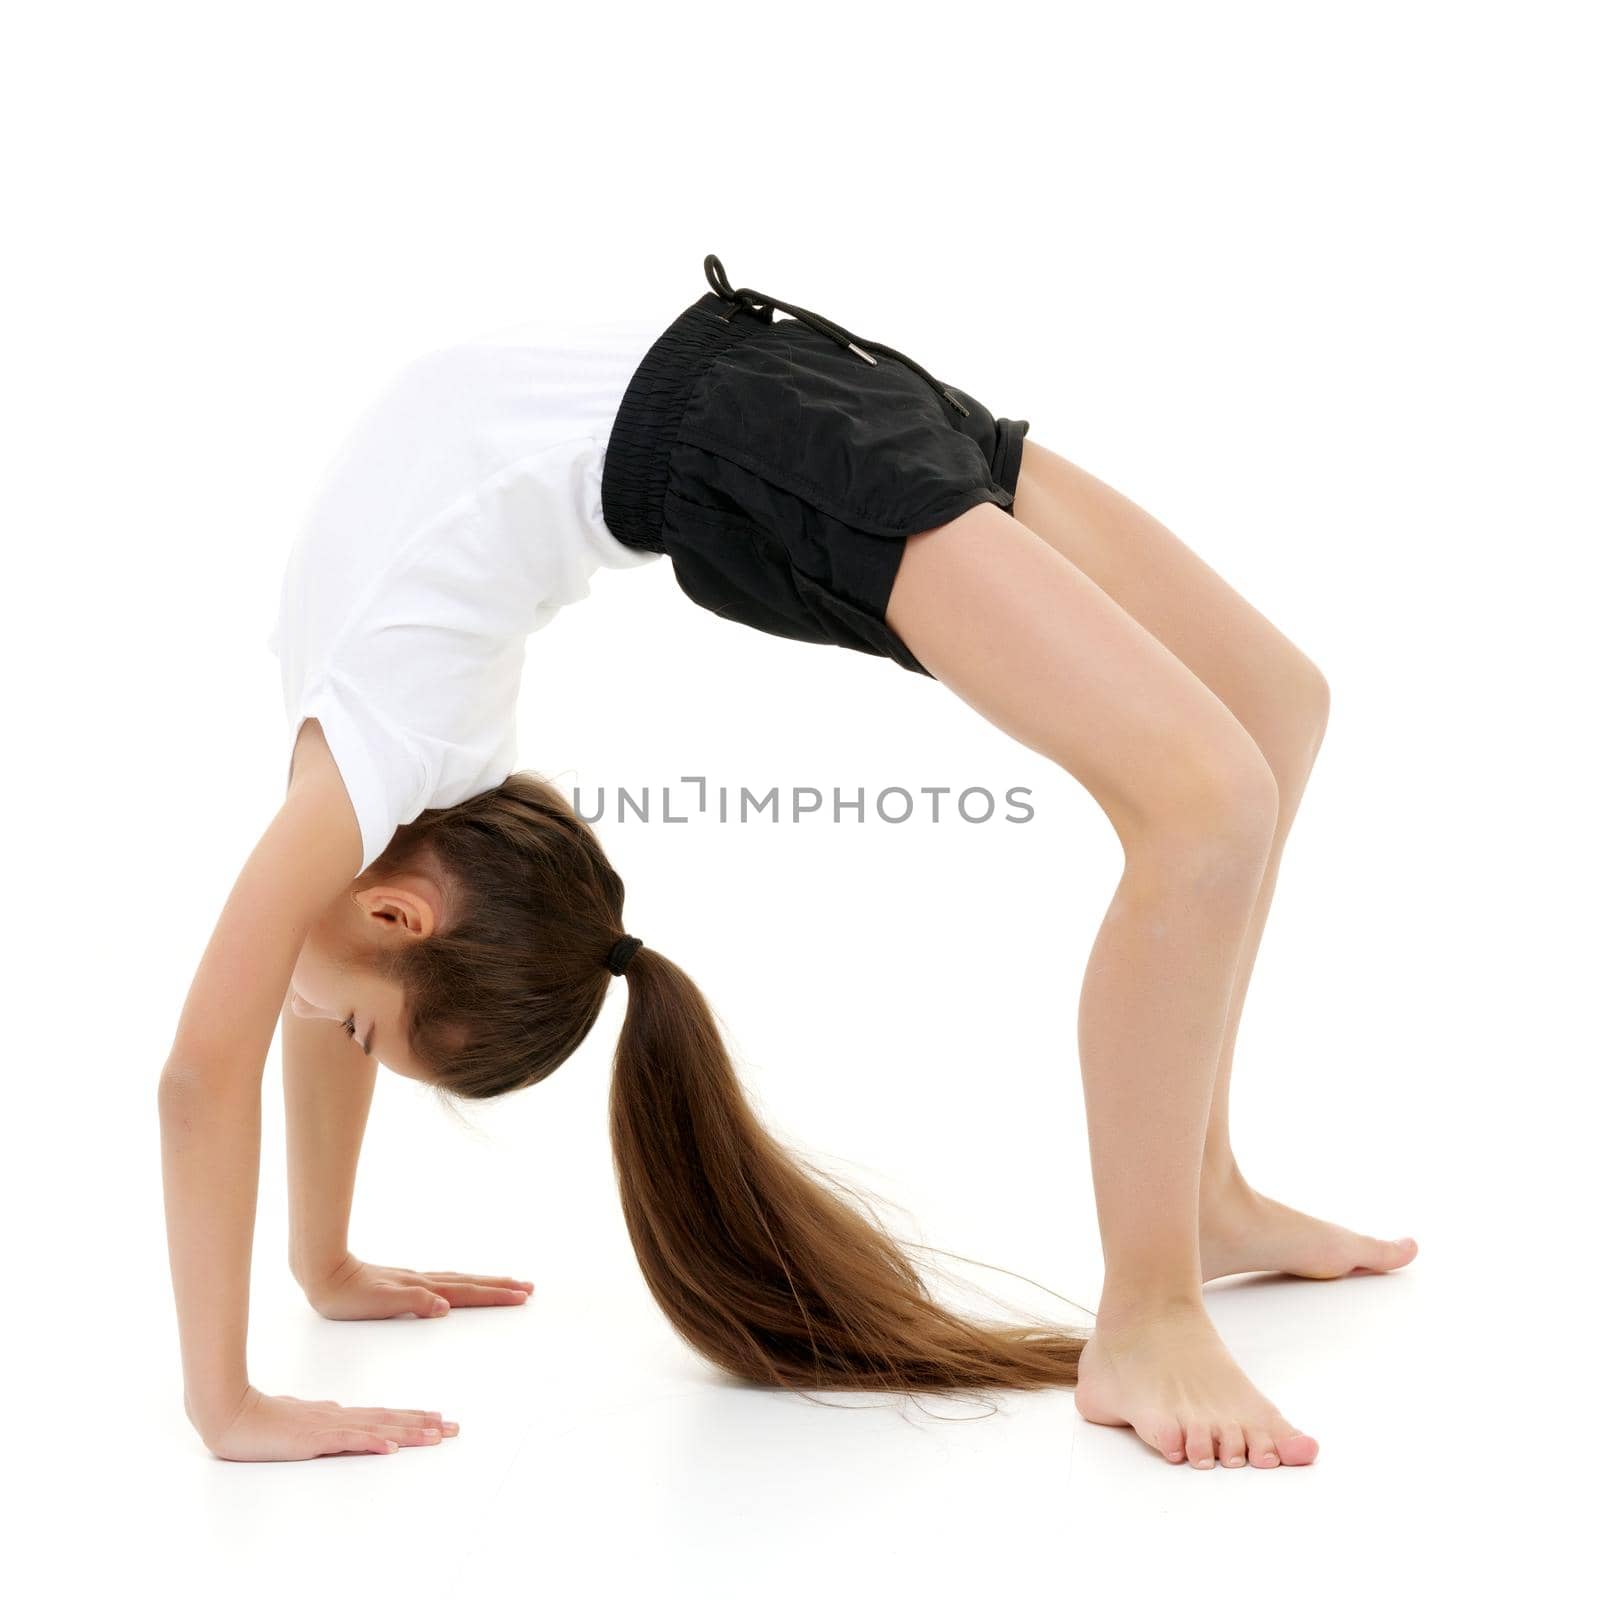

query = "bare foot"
[1076,1300,1318,1469]
[1201,1176,1419,1283]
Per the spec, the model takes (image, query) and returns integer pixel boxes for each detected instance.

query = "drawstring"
[703,254,971,418]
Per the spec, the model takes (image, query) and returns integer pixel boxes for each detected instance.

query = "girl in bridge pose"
[159,254,1414,1471]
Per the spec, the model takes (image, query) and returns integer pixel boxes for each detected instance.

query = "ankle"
[1199,1157,1256,1211]
[1096,1274,1207,1333]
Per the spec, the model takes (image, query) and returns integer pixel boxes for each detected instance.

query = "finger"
[346,1411,460,1436]
[316,1429,397,1456]
[340,1407,445,1425]
[359,1408,450,1430]
[430,1284,530,1308]
[393,1286,451,1316]
[329,1415,445,1446]
[380,1424,445,1447]
[420,1272,536,1290]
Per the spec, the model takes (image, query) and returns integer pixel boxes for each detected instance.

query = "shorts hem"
[993,417,1031,500]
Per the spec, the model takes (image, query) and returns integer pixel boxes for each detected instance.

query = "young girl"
[159,253,1416,1471]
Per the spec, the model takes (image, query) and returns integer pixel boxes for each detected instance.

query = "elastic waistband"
[601,291,762,554]
[603,254,977,555]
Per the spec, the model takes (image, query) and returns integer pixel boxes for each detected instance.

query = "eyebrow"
[361,1023,374,1057]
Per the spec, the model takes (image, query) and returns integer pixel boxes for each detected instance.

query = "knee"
[1177,739,1281,865]
[1122,727,1281,894]
[1283,649,1331,765]
[1256,648,1331,791]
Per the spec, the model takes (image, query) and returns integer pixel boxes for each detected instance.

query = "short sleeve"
[288,670,429,876]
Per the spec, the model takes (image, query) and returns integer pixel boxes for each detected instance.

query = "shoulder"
[282,703,395,877]
[287,711,341,792]
[287,715,365,866]
[164,721,363,1081]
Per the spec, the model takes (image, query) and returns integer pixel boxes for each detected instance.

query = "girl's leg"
[1010,440,1416,1281]
[886,501,1314,1469]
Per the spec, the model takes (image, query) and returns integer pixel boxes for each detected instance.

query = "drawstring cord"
[703,254,971,418]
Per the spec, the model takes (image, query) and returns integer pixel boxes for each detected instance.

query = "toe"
[1142,1416,1187,1464]
[1217,1421,1247,1468]
[1350,1233,1418,1274]
[1185,1421,1217,1470]
[1275,1428,1319,1466]
[1244,1425,1279,1468]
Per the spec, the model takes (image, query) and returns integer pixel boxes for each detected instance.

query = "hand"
[302,1252,534,1320]
[202,1385,458,1462]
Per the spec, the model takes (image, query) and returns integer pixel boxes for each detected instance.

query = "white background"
[5,1,1593,1592]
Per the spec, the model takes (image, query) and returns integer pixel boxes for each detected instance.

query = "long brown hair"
[363,771,1087,1399]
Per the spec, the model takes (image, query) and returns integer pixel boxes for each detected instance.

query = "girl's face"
[289,876,442,1083]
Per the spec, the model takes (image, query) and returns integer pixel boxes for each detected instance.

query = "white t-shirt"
[266,317,665,874]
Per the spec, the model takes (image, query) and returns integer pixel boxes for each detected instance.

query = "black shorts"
[601,255,1029,676]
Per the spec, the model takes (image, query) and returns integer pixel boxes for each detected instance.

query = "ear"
[354,879,442,940]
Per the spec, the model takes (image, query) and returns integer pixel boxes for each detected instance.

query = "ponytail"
[374,770,1088,1399]
[608,945,1088,1397]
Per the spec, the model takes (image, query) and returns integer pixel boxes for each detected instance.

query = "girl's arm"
[158,723,448,1460]
[283,994,380,1294]
[284,1001,537,1320]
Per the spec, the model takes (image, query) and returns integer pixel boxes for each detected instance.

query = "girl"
[159,253,1416,1471]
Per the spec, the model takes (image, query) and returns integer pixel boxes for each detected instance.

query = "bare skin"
[1010,442,1417,1291]
[283,905,535,1319]
[157,719,449,1461]
[886,442,1415,1469]
[160,718,531,1463]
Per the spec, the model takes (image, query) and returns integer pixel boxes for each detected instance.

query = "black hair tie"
[606,934,643,977]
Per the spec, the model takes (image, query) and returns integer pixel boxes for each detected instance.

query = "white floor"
[24,1211,1579,1598]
